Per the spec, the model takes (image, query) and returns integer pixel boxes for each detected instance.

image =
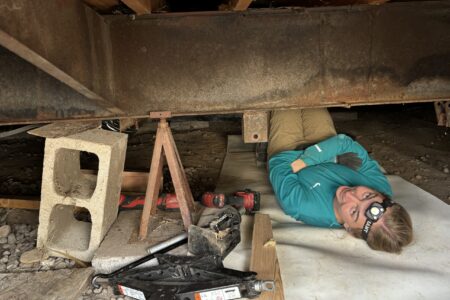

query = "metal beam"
[109,1,450,115]
[0,1,449,125]
[0,0,123,115]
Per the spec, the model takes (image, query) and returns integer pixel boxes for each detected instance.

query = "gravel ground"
[0,208,133,299]
[0,208,76,273]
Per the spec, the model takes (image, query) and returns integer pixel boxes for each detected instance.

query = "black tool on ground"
[91,232,188,288]
[188,206,241,258]
[200,189,260,214]
[110,254,274,300]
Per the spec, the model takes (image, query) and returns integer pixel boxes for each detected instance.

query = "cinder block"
[37,129,127,262]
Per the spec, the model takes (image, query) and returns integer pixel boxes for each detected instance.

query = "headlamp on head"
[362,198,394,240]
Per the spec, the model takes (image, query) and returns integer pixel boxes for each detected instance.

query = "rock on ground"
[0,225,11,238]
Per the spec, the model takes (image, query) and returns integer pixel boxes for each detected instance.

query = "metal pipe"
[147,232,188,254]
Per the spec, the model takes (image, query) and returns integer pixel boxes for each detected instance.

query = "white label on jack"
[197,286,241,300]
[118,284,146,300]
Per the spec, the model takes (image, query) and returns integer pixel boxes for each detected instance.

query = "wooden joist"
[250,214,285,300]
[122,0,151,14]
[230,0,252,11]
[122,0,164,15]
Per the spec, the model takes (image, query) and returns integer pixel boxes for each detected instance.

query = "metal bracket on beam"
[150,111,172,119]
[434,101,450,127]
[242,111,269,143]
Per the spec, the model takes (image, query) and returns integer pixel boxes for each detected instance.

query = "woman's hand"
[291,159,307,173]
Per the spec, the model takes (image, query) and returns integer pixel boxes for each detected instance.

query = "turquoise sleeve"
[298,134,392,197]
[298,134,370,171]
[269,151,307,205]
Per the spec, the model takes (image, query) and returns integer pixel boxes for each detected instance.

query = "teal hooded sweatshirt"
[268,134,392,228]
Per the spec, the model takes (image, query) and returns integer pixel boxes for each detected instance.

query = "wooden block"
[250,214,285,300]
[121,171,149,193]
[82,169,149,193]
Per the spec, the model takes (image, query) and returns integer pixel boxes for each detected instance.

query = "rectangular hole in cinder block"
[47,204,92,252]
[53,148,99,199]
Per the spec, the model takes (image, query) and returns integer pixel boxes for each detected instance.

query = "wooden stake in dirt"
[250,214,285,300]
[139,115,195,240]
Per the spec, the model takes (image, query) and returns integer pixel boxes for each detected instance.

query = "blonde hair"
[351,203,413,253]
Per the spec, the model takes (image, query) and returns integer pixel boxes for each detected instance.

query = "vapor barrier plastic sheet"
[218,151,450,300]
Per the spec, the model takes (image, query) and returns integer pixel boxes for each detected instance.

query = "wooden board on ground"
[250,213,285,300]
[0,197,40,210]
[0,267,94,300]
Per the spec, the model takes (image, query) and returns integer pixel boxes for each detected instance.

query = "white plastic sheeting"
[219,152,450,300]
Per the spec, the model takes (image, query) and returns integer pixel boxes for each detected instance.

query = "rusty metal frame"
[109,2,450,115]
[0,0,123,124]
[1,1,450,125]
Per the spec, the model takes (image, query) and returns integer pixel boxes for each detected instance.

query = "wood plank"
[0,197,40,210]
[28,121,101,138]
[250,214,285,300]
[122,0,151,14]
[82,170,149,193]
[230,0,252,11]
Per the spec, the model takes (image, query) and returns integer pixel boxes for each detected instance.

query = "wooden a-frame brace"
[139,116,195,240]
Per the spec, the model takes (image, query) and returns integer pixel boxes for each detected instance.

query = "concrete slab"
[218,150,450,299]
[0,267,93,300]
[92,210,187,274]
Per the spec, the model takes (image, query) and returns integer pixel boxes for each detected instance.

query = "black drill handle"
[226,195,244,206]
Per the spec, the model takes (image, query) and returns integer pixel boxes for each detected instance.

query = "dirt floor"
[334,104,450,204]
[0,103,449,299]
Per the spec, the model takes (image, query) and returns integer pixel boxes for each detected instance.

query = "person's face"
[334,186,387,231]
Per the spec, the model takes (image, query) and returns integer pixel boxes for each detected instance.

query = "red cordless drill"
[119,193,179,211]
[200,189,260,214]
